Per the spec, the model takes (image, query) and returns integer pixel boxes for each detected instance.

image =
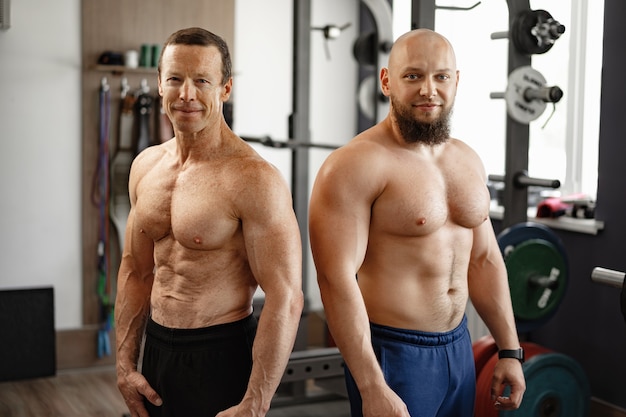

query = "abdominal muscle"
[148,237,257,329]
[358,225,473,333]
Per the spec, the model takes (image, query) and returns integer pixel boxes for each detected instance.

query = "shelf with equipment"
[90,64,157,75]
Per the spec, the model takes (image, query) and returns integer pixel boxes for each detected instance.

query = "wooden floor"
[2,366,626,417]
[0,367,128,417]
[0,367,350,417]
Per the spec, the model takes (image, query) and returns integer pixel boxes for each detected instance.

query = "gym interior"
[1,0,624,416]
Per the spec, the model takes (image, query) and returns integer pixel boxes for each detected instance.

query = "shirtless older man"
[309,29,525,417]
[114,27,303,417]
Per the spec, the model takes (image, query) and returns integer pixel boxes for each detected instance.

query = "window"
[393,0,604,200]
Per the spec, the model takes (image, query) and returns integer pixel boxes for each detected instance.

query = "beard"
[390,95,452,146]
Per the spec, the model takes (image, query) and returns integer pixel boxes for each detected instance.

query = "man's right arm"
[114,157,162,415]
[309,147,410,417]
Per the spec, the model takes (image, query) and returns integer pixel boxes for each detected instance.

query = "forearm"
[115,268,153,375]
[470,275,519,350]
[320,277,386,392]
[241,290,303,413]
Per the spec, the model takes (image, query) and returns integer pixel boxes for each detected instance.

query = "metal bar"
[436,1,481,12]
[591,267,625,289]
[281,348,345,383]
[291,0,311,355]
[488,173,560,189]
[241,135,339,150]
[515,173,560,189]
[411,0,436,30]
[502,0,532,228]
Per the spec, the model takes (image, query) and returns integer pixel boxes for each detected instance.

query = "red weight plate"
[475,342,552,417]
[473,334,498,377]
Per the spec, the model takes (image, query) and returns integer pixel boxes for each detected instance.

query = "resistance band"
[92,77,113,358]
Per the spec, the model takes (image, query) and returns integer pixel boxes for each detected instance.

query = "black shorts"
[142,314,257,417]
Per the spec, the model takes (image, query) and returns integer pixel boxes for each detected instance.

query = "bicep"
[309,160,375,281]
[119,159,156,283]
[468,218,507,294]
[241,174,302,294]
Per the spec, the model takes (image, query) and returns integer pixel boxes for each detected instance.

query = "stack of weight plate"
[472,222,590,416]
[473,335,590,417]
[497,222,569,332]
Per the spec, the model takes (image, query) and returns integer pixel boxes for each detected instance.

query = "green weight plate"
[500,352,590,417]
[498,222,568,265]
[505,238,567,322]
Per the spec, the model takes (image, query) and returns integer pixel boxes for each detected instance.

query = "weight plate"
[506,353,590,417]
[475,342,552,417]
[473,335,498,377]
[504,66,548,124]
[498,222,568,264]
[498,223,569,331]
[521,341,552,360]
[475,351,501,417]
[505,238,567,322]
[511,9,560,55]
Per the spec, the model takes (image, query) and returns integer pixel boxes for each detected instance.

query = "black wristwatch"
[498,348,525,364]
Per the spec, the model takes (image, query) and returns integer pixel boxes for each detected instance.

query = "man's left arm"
[468,218,526,410]
[219,167,304,417]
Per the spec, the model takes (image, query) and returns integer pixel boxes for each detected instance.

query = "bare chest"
[372,160,490,236]
[134,167,240,249]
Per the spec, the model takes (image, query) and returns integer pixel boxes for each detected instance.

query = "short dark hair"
[158,27,232,85]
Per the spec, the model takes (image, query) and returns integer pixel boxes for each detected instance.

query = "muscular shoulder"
[444,138,486,177]
[127,142,170,189]
[231,151,293,212]
[319,135,388,187]
[131,141,170,172]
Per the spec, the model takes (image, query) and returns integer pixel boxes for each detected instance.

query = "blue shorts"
[345,315,475,417]
[141,314,257,417]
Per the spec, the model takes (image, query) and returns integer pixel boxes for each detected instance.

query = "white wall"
[234,0,359,311]
[0,0,359,329]
[0,0,82,329]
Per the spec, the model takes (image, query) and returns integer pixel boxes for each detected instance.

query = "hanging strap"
[94,77,113,358]
[109,91,136,251]
[157,96,174,143]
[135,79,154,154]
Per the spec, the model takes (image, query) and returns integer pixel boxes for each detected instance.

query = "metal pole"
[502,0,532,228]
[291,0,311,350]
[411,0,436,30]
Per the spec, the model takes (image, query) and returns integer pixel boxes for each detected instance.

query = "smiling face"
[158,44,232,136]
[381,29,460,144]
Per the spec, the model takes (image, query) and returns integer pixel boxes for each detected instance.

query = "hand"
[491,358,526,411]
[361,385,411,417]
[117,370,162,417]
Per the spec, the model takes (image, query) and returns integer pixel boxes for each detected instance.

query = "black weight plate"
[511,9,557,55]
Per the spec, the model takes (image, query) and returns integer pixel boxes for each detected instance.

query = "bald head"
[380,29,459,145]
[388,29,457,76]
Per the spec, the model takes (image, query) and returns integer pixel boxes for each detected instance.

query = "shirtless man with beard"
[309,29,525,417]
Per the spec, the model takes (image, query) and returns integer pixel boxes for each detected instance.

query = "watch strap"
[498,348,525,363]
